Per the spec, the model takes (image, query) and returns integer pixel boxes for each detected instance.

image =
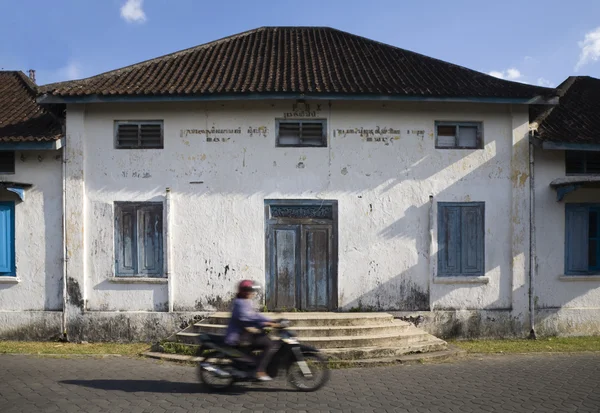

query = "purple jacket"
[225,298,271,346]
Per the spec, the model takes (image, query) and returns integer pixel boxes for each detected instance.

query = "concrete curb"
[141,345,467,367]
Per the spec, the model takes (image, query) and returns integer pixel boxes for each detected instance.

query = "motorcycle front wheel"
[287,352,330,392]
[197,350,235,391]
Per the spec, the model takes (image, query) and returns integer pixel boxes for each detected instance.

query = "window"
[114,202,163,277]
[0,202,15,276]
[115,121,163,149]
[437,202,484,276]
[565,151,600,175]
[0,151,15,174]
[565,204,600,274]
[435,122,483,149]
[276,119,327,147]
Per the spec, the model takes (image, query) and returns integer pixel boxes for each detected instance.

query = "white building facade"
[5,28,597,341]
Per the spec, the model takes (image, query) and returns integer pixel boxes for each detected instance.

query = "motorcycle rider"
[225,280,280,381]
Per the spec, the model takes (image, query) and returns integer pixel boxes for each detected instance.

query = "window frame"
[0,151,16,174]
[437,201,485,277]
[114,120,164,149]
[565,203,600,275]
[0,201,15,276]
[114,201,164,277]
[434,121,483,150]
[564,150,600,176]
[275,119,328,148]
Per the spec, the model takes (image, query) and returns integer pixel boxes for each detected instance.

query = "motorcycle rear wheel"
[287,352,330,392]
[197,350,235,391]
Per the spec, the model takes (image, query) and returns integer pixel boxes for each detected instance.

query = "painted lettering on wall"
[180,128,242,138]
[283,103,322,119]
[247,126,269,137]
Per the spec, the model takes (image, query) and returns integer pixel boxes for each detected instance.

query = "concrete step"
[176,328,433,349]
[205,312,395,327]
[321,339,448,360]
[192,321,411,338]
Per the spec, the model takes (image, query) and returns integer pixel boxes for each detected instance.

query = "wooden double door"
[265,201,337,311]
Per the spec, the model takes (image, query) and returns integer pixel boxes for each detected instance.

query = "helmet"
[238,280,260,294]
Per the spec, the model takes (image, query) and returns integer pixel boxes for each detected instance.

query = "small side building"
[0,71,64,339]
[531,76,600,335]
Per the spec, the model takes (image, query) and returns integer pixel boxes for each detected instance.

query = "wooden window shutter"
[565,204,589,274]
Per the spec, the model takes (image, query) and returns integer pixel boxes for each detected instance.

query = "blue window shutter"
[438,205,461,275]
[461,205,484,275]
[0,203,15,274]
[115,206,136,275]
[565,204,589,274]
[137,206,162,275]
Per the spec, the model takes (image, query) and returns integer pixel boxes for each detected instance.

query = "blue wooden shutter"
[0,203,15,275]
[461,205,484,275]
[565,204,589,274]
[115,206,136,275]
[438,205,461,275]
[137,205,163,275]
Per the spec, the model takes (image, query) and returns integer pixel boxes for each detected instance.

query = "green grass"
[0,341,149,356]
[450,336,600,354]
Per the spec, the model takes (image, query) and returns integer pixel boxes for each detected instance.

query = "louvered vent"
[566,151,600,175]
[115,121,163,149]
[0,151,15,174]
[276,120,327,147]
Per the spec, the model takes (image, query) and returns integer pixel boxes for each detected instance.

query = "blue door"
[0,202,15,275]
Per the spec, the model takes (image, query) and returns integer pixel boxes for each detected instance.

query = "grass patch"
[0,341,149,356]
[450,336,600,354]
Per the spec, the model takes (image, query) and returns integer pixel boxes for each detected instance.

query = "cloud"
[576,27,600,71]
[488,68,522,81]
[536,77,554,88]
[120,0,146,23]
[57,61,81,80]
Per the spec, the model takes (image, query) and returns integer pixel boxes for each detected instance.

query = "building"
[530,76,600,336]
[6,27,595,341]
[0,71,64,339]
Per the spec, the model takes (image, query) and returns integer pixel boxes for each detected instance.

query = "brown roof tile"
[0,71,62,142]
[40,27,554,100]
[532,76,600,143]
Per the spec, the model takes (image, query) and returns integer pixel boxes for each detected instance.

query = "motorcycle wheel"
[197,350,235,391]
[287,352,330,392]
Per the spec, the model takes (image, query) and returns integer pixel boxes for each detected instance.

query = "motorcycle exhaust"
[200,362,231,378]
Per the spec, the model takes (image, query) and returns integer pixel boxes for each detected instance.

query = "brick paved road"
[0,353,599,412]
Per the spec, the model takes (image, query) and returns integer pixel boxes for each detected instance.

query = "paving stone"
[0,353,599,412]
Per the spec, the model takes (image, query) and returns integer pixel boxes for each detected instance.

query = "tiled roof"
[0,71,62,142]
[532,76,600,143]
[40,27,554,100]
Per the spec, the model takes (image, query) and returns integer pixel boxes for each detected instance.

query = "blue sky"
[1,0,600,87]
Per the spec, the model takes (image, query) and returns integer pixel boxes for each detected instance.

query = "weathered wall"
[0,150,63,339]
[533,148,600,335]
[59,100,534,340]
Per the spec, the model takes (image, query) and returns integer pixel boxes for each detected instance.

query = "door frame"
[264,199,338,311]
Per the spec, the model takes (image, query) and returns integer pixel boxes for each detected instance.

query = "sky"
[1,0,600,87]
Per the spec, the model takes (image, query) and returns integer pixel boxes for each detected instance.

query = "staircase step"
[321,340,448,360]
[206,312,395,327]
[299,330,434,349]
[192,321,411,337]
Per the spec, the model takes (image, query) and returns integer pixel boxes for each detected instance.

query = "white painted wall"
[65,100,530,320]
[534,148,600,334]
[0,151,63,312]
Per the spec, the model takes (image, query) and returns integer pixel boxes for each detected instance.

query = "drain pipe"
[528,140,537,339]
[165,187,174,312]
[61,137,68,341]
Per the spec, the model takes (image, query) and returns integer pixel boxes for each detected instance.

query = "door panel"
[268,226,299,310]
[302,225,332,310]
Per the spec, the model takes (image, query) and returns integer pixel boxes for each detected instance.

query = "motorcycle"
[197,319,330,392]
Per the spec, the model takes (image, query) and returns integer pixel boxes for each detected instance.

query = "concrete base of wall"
[2,309,598,342]
[66,311,210,342]
[536,308,600,337]
[0,311,63,340]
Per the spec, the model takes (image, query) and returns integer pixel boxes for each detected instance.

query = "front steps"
[150,312,451,363]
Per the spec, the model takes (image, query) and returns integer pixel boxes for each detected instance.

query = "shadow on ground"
[60,379,291,394]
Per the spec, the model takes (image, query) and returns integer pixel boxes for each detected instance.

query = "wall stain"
[67,277,84,311]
